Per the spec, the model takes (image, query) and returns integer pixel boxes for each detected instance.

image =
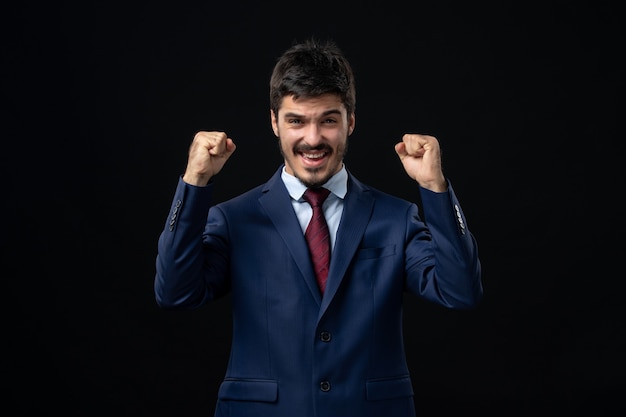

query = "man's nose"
[303,124,323,146]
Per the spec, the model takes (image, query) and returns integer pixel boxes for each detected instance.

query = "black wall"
[2,1,623,416]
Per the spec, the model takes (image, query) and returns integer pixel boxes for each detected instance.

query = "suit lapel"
[258,168,375,312]
[319,176,374,316]
[258,169,323,304]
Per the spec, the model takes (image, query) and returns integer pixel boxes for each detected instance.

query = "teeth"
[303,152,324,159]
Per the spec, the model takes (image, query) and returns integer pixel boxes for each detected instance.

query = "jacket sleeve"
[154,177,230,309]
[405,180,483,309]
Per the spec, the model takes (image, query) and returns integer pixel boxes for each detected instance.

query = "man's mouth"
[302,151,327,160]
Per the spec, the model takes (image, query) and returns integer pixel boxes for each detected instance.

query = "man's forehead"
[279,94,346,116]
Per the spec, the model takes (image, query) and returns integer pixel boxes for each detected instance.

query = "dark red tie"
[302,187,331,294]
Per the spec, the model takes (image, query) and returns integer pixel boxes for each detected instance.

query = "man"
[155,37,482,417]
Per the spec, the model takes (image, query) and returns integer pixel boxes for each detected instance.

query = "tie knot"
[303,187,330,208]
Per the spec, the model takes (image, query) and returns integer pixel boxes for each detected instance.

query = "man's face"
[271,94,355,188]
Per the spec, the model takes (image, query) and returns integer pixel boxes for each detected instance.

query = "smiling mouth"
[302,151,327,160]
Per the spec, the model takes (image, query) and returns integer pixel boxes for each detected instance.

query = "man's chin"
[296,169,330,188]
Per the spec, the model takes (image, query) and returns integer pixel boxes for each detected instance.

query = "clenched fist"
[182,131,237,186]
[394,134,447,192]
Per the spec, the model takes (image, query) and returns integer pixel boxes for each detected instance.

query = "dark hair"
[269,38,356,117]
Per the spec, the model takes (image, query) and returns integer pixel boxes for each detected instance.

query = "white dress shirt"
[281,165,348,251]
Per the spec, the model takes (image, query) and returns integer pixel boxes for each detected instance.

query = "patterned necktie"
[302,187,331,294]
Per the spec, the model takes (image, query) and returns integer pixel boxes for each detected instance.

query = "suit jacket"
[155,166,482,417]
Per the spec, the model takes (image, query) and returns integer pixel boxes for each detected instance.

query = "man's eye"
[288,119,303,124]
[323,119,337,124]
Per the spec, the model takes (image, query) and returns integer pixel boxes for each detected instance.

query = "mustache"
[294,144,332,153]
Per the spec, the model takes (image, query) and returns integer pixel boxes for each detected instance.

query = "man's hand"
[182,131,237,186]
[394,133,447,192]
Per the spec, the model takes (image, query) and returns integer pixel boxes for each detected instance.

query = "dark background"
[2,1,623,416]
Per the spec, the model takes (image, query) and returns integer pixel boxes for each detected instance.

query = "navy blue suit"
[155,166,482,417]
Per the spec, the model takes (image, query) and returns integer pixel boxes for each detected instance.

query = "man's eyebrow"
[282,112,303,118]
[282,109,342,118]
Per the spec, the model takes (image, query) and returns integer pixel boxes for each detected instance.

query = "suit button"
[320,331,332,342]
[320,381,331,392]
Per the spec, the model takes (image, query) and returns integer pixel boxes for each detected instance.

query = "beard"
[277,137,349,188]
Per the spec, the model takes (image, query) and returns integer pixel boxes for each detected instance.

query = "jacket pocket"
[217,378,278,402]
[366,375,414,401]
[355,244,396,260]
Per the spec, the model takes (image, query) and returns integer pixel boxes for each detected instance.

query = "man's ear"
[270,109,279,137]
[348,113,356,135]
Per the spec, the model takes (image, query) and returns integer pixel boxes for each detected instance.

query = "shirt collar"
[281,164,348,201]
